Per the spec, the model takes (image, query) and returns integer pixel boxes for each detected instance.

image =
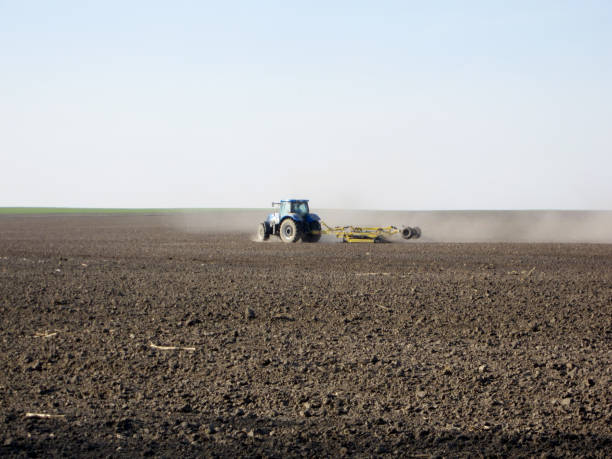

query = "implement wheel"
[401,227,413,240]
[280,219,301,243]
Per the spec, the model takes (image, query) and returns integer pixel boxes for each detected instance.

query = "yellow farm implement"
[320,222,421,243]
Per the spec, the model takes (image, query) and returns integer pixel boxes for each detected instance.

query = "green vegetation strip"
[0,208,263,215]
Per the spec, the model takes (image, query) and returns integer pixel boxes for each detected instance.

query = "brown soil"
[0,214,610,457]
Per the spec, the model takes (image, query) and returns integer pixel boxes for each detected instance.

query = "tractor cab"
[260,199,321,243]
[279,200,309,218]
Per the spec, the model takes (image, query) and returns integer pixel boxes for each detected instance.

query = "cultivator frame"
[320,222,421,243]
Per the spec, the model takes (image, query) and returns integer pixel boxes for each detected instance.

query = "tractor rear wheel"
[257,223,269,241]
[303,232,322,243]
[303,221,321,243]
[280,219,301,243]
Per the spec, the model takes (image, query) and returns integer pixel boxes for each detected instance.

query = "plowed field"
[1,214,610,457]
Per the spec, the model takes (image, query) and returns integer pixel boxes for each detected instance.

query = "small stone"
[245,308,256,320]
[3,438,13,446]
[416,390,426,399]
[247,429,255,438]
[478,364,487,373]
[561,398,572,407]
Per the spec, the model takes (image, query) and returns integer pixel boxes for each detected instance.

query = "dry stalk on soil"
[33,331,58,338]
[149,342,196,352]
[25,413,66,419]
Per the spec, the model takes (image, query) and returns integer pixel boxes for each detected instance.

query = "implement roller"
[257,199,421,243]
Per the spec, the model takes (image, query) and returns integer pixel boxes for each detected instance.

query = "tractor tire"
[257,223,269,241]
[279,219,301,243]
[412,227,421,239]
[303,233,321,243]
[303,221,322,243]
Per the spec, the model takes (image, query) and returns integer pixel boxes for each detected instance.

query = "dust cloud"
[171,210,263,234]
[171,209,612,243]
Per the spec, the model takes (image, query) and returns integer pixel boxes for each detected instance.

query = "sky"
[1,1,611,210]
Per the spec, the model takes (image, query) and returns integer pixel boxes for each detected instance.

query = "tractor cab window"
[279,202,290,216]
[291,201,309,215]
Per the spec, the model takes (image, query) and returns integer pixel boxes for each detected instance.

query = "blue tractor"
[257,199,322,243]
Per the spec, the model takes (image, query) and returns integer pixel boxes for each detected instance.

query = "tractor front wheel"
[257,223,269,241]
[280,219,301,243]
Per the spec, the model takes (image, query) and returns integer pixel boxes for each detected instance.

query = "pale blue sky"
[1,1,611,209]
